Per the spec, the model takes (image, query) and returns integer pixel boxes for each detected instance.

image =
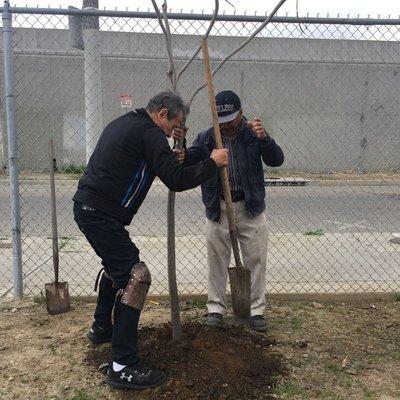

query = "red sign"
[120,93,132,108]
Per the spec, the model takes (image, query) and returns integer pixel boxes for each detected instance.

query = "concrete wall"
[0,28,399,172]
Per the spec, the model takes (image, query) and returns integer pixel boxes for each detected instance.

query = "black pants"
[73,201,141,366]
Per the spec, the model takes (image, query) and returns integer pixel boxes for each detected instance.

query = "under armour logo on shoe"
[120,372,133,382]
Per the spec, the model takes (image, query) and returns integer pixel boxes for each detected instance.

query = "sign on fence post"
[120,93,133,114]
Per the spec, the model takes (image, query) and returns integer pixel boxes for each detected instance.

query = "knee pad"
[120,262,151,310]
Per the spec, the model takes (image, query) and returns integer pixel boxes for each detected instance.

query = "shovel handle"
[48,139,60,285]
[201,38,243,269]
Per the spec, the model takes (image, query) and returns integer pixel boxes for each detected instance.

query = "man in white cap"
[185,90,284,331]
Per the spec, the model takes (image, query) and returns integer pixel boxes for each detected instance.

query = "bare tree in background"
[151,0,288,339]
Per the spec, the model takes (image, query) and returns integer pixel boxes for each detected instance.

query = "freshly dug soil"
[84,322,285,400]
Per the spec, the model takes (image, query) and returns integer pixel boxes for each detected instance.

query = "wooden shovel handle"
[201,38,243,269]
[48,139,60,285]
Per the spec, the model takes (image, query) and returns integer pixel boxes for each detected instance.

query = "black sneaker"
[250,315,268,332]
[204,312,224,327]
[106,363,166,389]
[87,325,113,344]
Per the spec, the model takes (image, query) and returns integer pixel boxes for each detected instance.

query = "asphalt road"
[1,180,399,238]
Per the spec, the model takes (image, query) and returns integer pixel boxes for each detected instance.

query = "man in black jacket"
[185,90,284,332]
[73,91,228,390]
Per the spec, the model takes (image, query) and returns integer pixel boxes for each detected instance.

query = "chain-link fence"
[1,5,399,298]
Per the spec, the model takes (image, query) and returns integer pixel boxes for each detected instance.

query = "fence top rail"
[1,7,400,26]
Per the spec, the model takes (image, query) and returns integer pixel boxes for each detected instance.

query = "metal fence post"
[2,0,23,298]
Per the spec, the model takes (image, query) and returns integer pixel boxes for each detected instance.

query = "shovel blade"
[228,267,251,324]
[45,281,70,315]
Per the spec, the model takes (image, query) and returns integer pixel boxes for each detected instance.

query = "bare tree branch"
[151,0,177,89]
[224,0,235,10]
[296,0,305,34]
[176,0,219,83]
[188,0,288,106]
[151,0,168,37]
[162,2,177,90]
[152,0,287,340]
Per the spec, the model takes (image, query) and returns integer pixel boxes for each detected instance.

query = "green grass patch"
[363,387,376,400]
[318,390,345,400]
[290,317,302,330]
[343,376,353,389]
[185,299,207,309]
[264,371,281,387]
[48,343,58,355]
[273,382,308,398]
[58,236,74,250]
[391,351,400,361]
[304,228,324,236]
[393,292,400,302]
[325,362,341,374]
[71,389,96,400]
[59,164,86,174]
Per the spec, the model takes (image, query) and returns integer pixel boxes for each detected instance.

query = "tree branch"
[151,0,177,89]
[188,0,288,106]
[162,2,177,90]
[151,0,168,37]
[176,0,219,83]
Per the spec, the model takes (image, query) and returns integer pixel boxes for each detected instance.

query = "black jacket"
[186,123,284,221]
[73,108,217,224]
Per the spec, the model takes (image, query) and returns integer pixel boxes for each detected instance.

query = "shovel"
[45,139,70,315]
[201,38,251,324]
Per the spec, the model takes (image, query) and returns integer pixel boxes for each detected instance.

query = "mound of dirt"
[84,322,285,400]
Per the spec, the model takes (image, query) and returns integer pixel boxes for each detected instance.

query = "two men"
[185,90,284,331]
[73,91,228,390]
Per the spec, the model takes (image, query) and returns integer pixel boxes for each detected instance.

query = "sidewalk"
[1,232,399,297]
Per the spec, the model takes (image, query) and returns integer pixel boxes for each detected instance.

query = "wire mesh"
[0,9,399,297]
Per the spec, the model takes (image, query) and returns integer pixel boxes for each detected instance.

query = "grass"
[70,389,97,400]
[391,351,400,361]
[273,382,308,399]
[185,299,207,309]
[343,376,353,389]
[363,387,376,400]
[304,228,324,236]
[393,292,400,302]
[44,390,101,400]
[264,371,281,387]
[318,390,345,400]
[59,164,85,174]
[265,167,282,175]
[290,317,303,330]
[325,362,341,374]
[48,343,58,355]
[58,236,74,250]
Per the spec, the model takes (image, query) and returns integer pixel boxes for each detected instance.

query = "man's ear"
[158,108,168,120]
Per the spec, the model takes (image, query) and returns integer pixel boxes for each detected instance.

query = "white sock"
[113,361,126,372]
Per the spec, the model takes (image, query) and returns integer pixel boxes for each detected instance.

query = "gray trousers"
[206,201,268,316]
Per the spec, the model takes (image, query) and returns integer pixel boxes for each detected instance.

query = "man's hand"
[172,127,187,141]
[247,117,267,140]
[210,149,229,168]
[173,148,185,164]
